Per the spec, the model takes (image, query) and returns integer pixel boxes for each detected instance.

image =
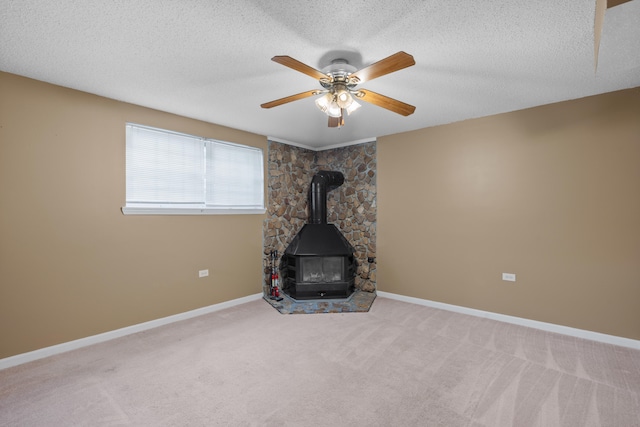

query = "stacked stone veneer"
[264,140,377,292]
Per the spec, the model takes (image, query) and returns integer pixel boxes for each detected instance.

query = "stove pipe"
[308,171,344,224]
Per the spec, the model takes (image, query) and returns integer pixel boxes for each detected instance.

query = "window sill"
[121,207,266,215]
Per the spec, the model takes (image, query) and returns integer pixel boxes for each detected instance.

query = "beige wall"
[0,72,267,359]
[378,88,640,340]
[1,71,638,360]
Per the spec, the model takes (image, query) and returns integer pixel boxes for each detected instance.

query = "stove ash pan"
[280,171,357,300]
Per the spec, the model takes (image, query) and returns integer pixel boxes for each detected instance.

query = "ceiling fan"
[261,51,416,128]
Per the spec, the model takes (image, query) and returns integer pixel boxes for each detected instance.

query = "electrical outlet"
[502,273,516,282]
[199,269,209,278]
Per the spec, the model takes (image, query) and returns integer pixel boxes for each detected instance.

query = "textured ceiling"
[1,0,639,149]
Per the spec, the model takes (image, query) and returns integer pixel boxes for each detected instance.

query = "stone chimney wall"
[264,140,377,292]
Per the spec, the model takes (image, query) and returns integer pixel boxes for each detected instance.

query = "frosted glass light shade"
[346,100,361,115]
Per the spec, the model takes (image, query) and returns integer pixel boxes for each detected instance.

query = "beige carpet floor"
[1,297,639,426]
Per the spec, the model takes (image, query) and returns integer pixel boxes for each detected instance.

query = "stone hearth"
[263,287,376,314]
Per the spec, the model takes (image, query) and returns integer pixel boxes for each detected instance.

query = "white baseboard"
[4,291,637,371]
[0,293,263,371]
[376,291,640,350]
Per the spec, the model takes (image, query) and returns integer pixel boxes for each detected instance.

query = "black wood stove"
[280,171,357,299]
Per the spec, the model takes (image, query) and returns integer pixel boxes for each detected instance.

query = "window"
[122,123,265,215]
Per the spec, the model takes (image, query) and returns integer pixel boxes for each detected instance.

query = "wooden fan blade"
[349,51,415,84]
[271,56,328,81]
[608,0,632,7]
[261,90,319,109]
[356,89,416,116]
[328,110,346,127]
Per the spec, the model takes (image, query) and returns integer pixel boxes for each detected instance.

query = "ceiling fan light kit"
[315,81,361,118]
[261,51,416,128]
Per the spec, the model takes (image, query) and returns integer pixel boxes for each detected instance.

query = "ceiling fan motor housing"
[321,59,359,89]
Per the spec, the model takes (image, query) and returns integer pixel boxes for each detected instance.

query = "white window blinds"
[124,124,264,215]
[206,140,265,209]
[126,125,205,205]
